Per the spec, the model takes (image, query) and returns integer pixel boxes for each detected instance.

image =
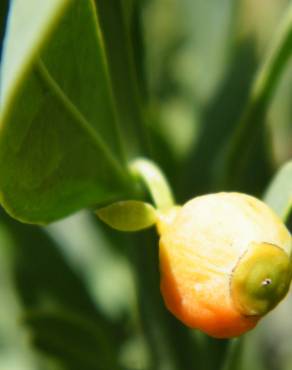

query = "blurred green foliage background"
[0,0,292,369]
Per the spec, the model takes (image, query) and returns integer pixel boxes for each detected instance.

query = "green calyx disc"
[231,242,292,316]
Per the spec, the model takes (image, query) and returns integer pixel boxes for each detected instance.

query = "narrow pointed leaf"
[94,0,148,156]
[220,3,292,191]
[264,161,292,221]
[0,0,131,224]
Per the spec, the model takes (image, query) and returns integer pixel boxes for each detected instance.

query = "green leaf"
[96,200,157,231]
[184,38,259,195]
[0,0,69,106]
[264,161,292,221]
[0,0,132,224]
[94,0,149,156]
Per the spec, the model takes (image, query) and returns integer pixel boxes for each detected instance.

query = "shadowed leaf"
[219,4,292,192]
[0,208,121,369]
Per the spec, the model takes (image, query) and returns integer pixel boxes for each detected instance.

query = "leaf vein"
[36,59,125,179]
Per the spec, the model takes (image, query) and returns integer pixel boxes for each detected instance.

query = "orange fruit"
[157,193,292,338]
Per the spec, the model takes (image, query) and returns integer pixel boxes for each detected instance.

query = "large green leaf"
[0,0,132,224]
[264,160,292,222]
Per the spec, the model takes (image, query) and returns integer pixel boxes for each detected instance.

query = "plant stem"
[129,158,175,211]
[128,231,199,370]
[220,338,244,370]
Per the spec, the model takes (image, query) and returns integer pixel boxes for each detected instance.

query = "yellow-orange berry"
[158,192,292,338]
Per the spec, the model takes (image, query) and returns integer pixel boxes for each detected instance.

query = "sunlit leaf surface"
[0,0,131,224]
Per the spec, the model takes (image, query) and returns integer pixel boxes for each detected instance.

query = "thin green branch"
[130,158,175,211]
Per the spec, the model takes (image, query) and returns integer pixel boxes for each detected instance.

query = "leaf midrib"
[36,59,126,180]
